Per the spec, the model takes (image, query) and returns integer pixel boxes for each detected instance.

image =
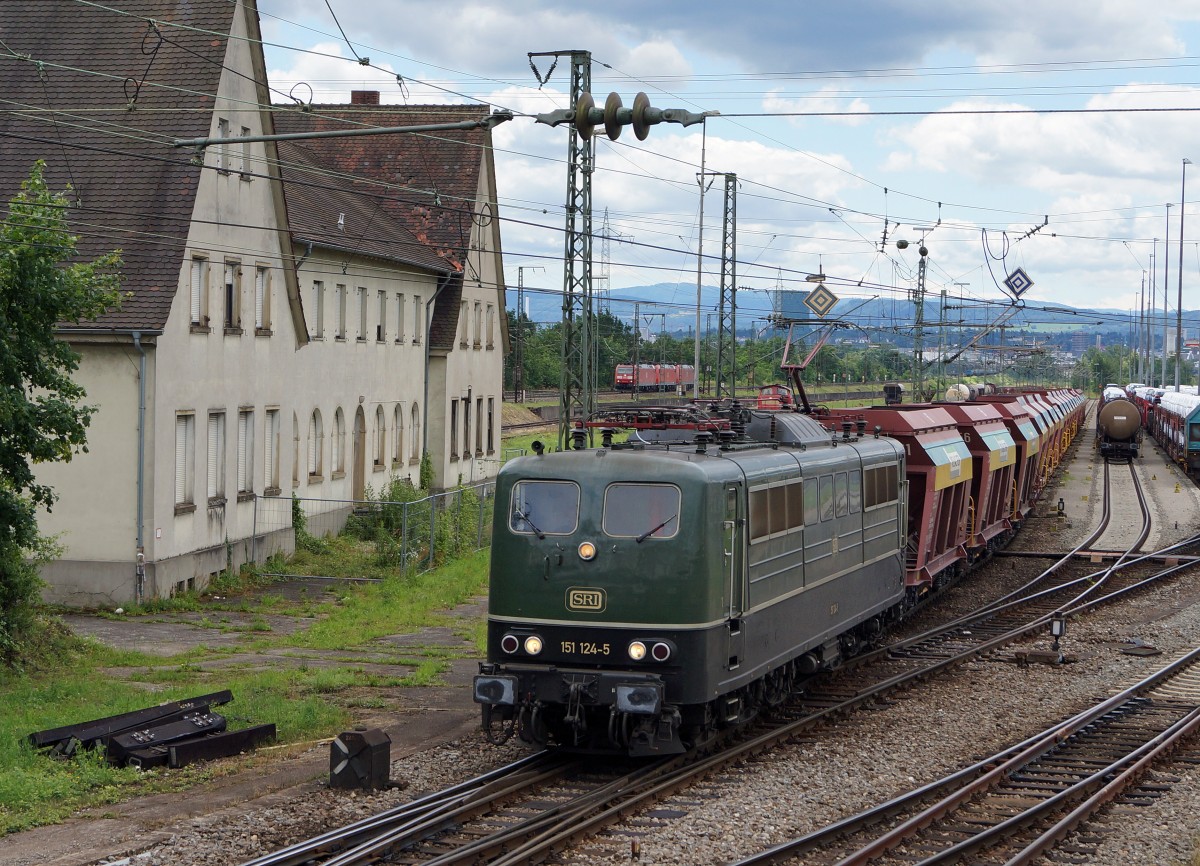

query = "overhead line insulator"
[534,92,712,141]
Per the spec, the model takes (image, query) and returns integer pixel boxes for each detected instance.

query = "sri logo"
[566,587,606,611]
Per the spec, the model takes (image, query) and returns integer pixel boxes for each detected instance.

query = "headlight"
[651,641,672,662]
[500,634,520,654]
[628,640,647,661]
[578,541,597,561]
[524,635,544,655]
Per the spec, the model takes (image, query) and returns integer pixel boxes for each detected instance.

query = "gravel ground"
[17,415,1200,866]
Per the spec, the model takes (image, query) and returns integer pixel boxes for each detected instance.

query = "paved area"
[1044,412,1200,552]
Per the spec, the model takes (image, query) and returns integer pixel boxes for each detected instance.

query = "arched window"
[410,404,420,461]
[307,409,323,478]
[333,408,345,474]
[393,404,404,465]
[375,405,386,467]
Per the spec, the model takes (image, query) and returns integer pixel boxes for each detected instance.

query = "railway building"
[1,0,507,605]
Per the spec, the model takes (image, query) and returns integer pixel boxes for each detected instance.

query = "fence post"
[401,500,409,575]
[252,495,259,564]
[428,492,437,571]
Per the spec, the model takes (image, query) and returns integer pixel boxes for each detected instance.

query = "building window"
[393,404,403,465]
[292,412,300,486]
[254,266,270,332]
[223,261,240,331]
[237,409,254,496]
[239,126,252,177]
[265,408,279,493]
[336,284,347,339]
[462,397,471,459]
[215,117,230,172]
[311,281,324,338]
[487,397,495,454]
[307,409,324,479]
[358,287,367,342]
[175,413,195,510]
[376,290,386,342]
[474,302,482,348]
[476,397,484,455]
[486,304,495,349]
[374,405,386,468]
[395,293,405,343]
[190,256,208,327]
[459,301,469,348]
[333,408,345,475]
[207,411,226,503]
[449,400,459,460]
[410,404,420,462]
[412,295,422,344]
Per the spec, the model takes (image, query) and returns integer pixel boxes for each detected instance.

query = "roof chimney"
[350,90,380,105]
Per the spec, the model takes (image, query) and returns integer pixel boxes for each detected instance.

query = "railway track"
[234,431,1200,866]
[731,647,1200,866]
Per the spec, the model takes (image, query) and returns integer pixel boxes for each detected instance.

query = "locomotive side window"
[603,483,681,539]
[834,473,849,518]
[769,485,788,535]
[864,464,899,508]
[749,488,769,541]
[819,475,835,521]
[510,480,579,536]
[804,480,819,524]
[849,470,862,514]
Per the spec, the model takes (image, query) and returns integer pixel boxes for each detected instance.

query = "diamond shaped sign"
[803,283,839,318]
[1004,268,1034,298]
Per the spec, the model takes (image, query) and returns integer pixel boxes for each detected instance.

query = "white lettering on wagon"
[945,447,962,478]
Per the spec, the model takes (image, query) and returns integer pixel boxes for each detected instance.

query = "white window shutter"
[254,269,265,329]
[176,416,188,503]
[191,260,202,323]
[207,414,219,498]
[308,415,317,474]
[237,412,248,492]
[265,411,277,489]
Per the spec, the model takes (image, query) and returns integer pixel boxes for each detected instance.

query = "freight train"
[474,389,1084,755]
[613,363,696,393]
[1132,386,1200,473]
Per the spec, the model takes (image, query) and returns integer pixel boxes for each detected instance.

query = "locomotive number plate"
[560,640,611,656]
[566,587,607,612]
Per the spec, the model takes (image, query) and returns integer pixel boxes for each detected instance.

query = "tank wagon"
[1097,388,1141,461]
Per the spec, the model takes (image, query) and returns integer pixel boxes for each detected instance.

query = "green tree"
[0,161,122,664]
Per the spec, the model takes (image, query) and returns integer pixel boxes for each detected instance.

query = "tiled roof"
[0,0,235,331]
[272,103,495,349]
[272,104,491,268]
[278,140,451,274]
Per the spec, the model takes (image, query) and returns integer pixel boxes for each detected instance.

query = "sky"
[257,0,1200,336]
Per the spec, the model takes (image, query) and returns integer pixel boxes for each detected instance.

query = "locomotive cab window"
[510,480,579,536]
[603,483,681,539]
[1191,423,1200,442]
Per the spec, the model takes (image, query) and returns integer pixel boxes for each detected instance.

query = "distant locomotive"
[614,363,696,393]
[1097,386,1141,460]
[474,389,1085,756]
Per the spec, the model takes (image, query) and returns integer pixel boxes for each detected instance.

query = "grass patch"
[1,547,491,835]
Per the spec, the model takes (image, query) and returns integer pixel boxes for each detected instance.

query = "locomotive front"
[474,446,735,755]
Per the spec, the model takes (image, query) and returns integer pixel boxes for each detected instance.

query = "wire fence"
[252,482,497,579]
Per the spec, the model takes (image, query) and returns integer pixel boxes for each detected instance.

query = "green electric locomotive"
[474,409,908,755]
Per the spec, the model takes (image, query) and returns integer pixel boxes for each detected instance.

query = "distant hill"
[513,281,1162,346]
